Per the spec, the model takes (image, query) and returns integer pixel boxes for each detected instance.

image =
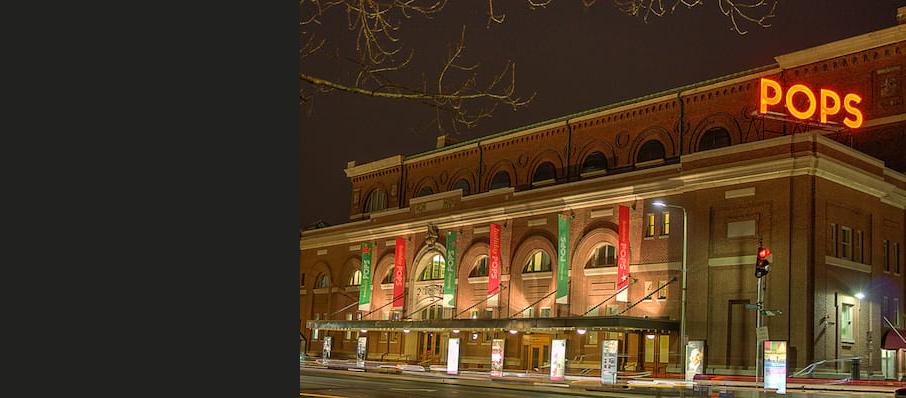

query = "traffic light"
[755,246,771,278]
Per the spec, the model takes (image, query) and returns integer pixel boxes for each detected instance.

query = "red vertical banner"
[488,223,501,307]
[393,237,406,309]
[616,205,630,302]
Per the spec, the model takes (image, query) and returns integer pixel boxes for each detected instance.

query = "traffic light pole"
[755,275,763,386]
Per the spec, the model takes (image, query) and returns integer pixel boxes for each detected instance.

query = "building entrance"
[522,334,551,373]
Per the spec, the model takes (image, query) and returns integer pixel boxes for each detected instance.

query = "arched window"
[698,127,731,151]
[349,270,362,286]
[470,256,489,277]
[489,171,511,190]
[364,188,388,213]
[523,250,552,273]
[581,152,607,174]
[451,179,470,195]
[418,254,446,281]
[381,271,394,284]
[637,140,666,163]
[315,274,330,289]
[416,186,434,197]
[585,243,617,269]
[532,162,557,183]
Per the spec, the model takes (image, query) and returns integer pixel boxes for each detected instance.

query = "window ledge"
[636,159,665,168]
[643,236,656,240]
[469,276,489,284]
[584,267,617,277]
[532,179,557,187]
[313,288,330,294]
[380,283,393,290]
[521,271,553,280]
[580,169,608,178]
[658,234,670,239]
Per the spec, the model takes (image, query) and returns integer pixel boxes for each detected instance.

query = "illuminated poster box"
[447,337,460,375]
[685,340,704,382]
[322,336,332,361]
[490,339,505,377]
[356,336,367,368]
[763,340,787,395]
[550,339,566,381]
[601,340,618,384]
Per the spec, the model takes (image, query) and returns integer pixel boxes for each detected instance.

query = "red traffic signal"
[755,246,771,278]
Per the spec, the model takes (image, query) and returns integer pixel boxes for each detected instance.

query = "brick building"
[301,14,906,379]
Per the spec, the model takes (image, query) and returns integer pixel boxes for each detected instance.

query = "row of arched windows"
[361,128,732,213]
[305,241,623,291]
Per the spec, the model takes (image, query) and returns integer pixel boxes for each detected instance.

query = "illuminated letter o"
[785,84,817,120]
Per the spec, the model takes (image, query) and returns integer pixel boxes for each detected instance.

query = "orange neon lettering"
[819,89,841,124]
[785,84,817,120]
[843,93,863,129]
[759,78,782,113]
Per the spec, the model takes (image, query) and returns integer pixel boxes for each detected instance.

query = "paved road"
[300,369,894,398]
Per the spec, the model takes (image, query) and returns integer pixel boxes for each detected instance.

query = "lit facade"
[301,19,906,378]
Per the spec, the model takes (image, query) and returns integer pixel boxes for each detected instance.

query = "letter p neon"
[819,89,841,124]
[759,78,782,114]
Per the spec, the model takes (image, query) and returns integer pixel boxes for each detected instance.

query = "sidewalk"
[301,357,903,396]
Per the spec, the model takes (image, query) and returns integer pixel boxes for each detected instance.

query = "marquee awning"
[306,315,678,332]
[883,328,906,350]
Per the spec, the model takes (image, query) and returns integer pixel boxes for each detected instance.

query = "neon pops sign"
[759,77,863,128]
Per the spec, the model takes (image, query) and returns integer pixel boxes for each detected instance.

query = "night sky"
[301,0,902,228]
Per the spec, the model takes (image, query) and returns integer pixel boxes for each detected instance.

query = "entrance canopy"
[882,328,906,350]
[306,315,678,333]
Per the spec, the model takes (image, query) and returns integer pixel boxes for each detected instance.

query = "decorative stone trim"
[708,256,758,267]
[521,271,552,280]
[317,249,328,256]
[527,218,548,227]
[589,208,613,219]
[725,187,755,199]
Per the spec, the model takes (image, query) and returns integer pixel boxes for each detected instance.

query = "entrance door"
[418,332,443,362]
[642,334,670,376]
[522,335,551,373]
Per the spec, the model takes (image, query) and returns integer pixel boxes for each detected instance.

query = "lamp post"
[653,201,688,372]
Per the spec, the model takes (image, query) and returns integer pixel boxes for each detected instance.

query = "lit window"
[345,313,353,340]
[840,303,854,342]
[523,250,552,273]
[586,244,616,268]
[841,226,851,260]
[658,280,668,300]
[586,305,599,317]
[662,211,670,236]
[316,274,330,289]
[540,307,551,318]
[418,254,446,281]
[485,308,494,319]
[313,313,320,340]
[586,331,598,345]
[644,281,654,301]
[382,271,394,284]
[470,256,489,277]
[364,188,388,213]
[646,214,656,237]
[349,270,362,286]
[470,309,479,319]
[523,307,535,318]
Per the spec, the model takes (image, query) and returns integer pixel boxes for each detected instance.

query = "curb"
[301,367,678,397]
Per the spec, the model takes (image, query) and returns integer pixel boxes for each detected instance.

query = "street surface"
[300,368,896,398]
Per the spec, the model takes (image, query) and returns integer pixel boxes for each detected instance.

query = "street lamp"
[855,292,866,300]
[652,200,688,372]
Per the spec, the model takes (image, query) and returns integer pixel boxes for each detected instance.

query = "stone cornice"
[344,155,403,178]
[775,24,906,70]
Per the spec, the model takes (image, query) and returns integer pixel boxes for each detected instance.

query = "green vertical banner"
[443,231,457,308]
[358,242,373,311]
[556,213,570,304]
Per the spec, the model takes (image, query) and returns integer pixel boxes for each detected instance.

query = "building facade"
[301,17,906,378]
